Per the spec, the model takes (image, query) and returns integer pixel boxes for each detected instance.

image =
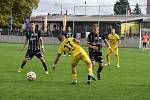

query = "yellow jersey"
[58,38,85,56]
[107,33,120,47]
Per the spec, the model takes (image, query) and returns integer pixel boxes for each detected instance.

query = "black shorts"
[143,42,147,47]
[25,49,43,60]
[89,51,103,63]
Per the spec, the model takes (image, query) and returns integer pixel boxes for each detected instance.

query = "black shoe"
[89,73,96,81]
[97,72,101,80]
[87,75,91,85]
[87,74,97,85]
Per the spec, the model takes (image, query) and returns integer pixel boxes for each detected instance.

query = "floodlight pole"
[139,22,142,48]
[85,1,86,15]
[98,0,101,27]
[125,5,128,47]
[98,5,100,27]
[73,6,75,34]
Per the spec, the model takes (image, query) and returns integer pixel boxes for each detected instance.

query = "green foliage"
[0,15,9,28]
[132,3,142,15]
[0,43,150,100]
[0,0,39,28]
[114,0,131,15]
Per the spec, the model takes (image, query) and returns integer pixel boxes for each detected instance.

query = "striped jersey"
[87,32,105,52]
[26,30,41,50]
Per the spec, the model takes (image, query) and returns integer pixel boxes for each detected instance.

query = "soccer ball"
[26,71,36,81]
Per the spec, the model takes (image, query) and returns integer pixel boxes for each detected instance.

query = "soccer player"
[63,27,73,56]
[64,27,73,38]
[142,32,149,51]
[105,28,121,68]
[17,22,49,74]
[53,35,96,84]
[87,23,110,80]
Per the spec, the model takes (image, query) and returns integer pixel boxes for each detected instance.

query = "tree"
[0,0,39,28]
[132,3,142,15]
[114,0,131,15]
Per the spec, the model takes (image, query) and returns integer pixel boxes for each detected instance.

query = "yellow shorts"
[107,47,119,55]
[71,51,91,66]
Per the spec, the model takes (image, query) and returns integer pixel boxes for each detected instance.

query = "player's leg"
[89,52,95,67]
[71,64,77,84]
[143,42,146,51]
[63,52,66,56]
[18,58,28,72]
[95,52,103,80]
[145,43,147,51]
[97,62,103,80]
[35,50,49,74]
[71,58,79,84]
[142,42,144,51]
[18,50,33,72]
[114,47,120,67]
[39,57,49,74]
[82,53,96,84]
[105,48,112,66]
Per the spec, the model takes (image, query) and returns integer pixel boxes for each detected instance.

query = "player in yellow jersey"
[105,28,121,67]
[53,35,96,84]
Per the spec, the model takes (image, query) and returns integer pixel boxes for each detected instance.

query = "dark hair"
[111,27,115,30]
[30,21,35,24]
[58,35,65,41]
[92,23,99,27]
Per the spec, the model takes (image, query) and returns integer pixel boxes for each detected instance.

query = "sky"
[32,0,147,16]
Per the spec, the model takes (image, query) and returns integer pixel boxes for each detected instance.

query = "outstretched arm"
[87,42,98,50]
[20,37,28,51]
[40,37,45,52]
[117,39,121,47]
[104,39,110,48]
[53,54,61,70]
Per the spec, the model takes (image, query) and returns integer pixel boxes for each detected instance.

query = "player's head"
[91,23,99,34]
[144,32,147,35]
[30,22,35,31]
[58,35,65,42]
[67,27,71,32]
[111,28,116,34]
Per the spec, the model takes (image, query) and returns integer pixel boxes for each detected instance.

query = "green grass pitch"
[0,43,150,100]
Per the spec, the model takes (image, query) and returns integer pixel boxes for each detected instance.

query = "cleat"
[71,80,77,84]
[97,72,101,80]
[17,68,22,72]
[68,55,71,56]
[87,80,91,85]
[45,71,49,74]
[116,64,120,68]
[63,55,66,56]
[88,73,96,81]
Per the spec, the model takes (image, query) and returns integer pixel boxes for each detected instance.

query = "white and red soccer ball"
[26,71,36,81]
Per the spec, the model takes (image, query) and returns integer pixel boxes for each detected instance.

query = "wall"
[0,35,140,48]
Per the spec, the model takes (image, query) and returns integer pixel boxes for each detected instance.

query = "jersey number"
[64,41,73,51]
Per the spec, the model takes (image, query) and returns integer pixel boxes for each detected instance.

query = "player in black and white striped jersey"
[18,22,49,74]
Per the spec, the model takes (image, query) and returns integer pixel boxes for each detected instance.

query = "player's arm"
[87,36,98,50]
[74,38,80,45]
[116,35,121,47]
[87,42,97,50]
[117,39,121,47]
[53,54,61,70]
[102,34,111,49]
[104,39,111,48]
[20,37,28,51]
[39,37,45,52]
